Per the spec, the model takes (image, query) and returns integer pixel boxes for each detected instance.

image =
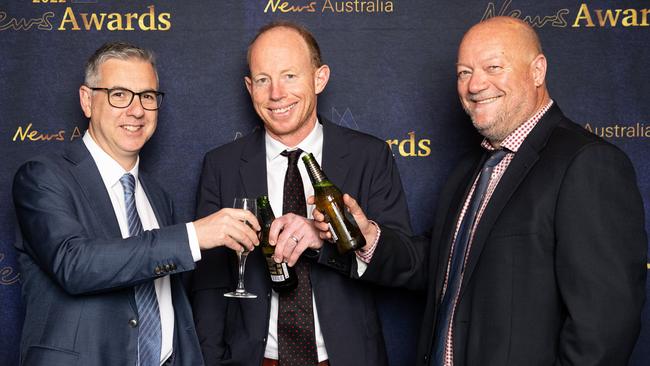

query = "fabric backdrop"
[1,1,648,365]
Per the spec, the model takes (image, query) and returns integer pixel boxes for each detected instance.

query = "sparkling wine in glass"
[224,197,258,299]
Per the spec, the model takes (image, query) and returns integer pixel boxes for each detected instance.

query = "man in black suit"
[314,16,647,365]
[13,41,259,366]
[190,21,412,366]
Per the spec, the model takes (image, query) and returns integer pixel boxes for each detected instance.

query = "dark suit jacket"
[362,104,647,365]
[12,141,204,366]
[191,119,412,366]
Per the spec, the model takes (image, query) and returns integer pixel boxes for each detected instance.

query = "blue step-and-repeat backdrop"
[1,1,649,365]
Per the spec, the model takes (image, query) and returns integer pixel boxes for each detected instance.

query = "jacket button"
[154,266,162,275]
[129,319,138,327]
[170,263,177,270]
[164,264,171,272]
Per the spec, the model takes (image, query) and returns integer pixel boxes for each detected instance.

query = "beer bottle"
[256,195,298,293]
[302,153,366,254]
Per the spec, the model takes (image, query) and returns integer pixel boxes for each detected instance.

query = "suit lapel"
[320,118,350,187]
[458,104,565,299]
[239,127,268,197]
[64,141,122,238]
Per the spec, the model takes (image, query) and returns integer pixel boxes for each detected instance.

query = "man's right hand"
[309,193,377,252]
[193,208,260,251]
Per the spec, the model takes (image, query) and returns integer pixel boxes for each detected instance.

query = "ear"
[531,54,547,87]
[314,64,330,95]
[244,76,253,96]
[79,85,93,118]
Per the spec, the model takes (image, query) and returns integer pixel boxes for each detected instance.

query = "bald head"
[456,16,550,147]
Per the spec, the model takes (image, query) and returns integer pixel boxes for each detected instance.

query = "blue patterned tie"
[432,149,507,366]
[120,173,162,366]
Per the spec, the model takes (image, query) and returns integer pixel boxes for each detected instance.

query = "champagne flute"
[224,197,258,299]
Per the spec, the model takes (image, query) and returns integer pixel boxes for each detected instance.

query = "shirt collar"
[83,131,139,189]
[482,99,554,152]
[265,119,324,161]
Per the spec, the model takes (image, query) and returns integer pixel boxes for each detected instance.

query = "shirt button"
[128,319,138,327]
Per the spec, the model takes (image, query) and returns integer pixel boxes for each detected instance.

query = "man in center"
[191,21,412,365]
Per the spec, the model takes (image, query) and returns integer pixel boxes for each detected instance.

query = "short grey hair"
[84,41,158,87]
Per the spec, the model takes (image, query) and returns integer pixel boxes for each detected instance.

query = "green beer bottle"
[256,195,298,293]
[302,153,366,254]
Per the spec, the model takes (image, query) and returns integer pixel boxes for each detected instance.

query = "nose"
[269,80,286,101]
[126,95,146,118]
[467,70,488,94]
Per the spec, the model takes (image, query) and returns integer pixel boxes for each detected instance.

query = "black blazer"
[362,104,647,365]
[191,118,412,366]
[13,141,204,366]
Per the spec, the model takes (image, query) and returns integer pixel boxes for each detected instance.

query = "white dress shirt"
[263,120,329,362]
[83,132,201,365]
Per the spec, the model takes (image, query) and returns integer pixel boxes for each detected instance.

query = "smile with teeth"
[474,96,501,104]
[270,102,297,114]
[122,125,143,132]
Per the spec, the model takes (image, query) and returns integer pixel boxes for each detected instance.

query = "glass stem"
[236,251,249,292]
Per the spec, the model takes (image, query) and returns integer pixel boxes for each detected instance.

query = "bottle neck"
[303,155,328,185]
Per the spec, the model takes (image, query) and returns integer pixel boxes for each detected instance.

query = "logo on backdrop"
[583,123,650,138]
[263,0,394,14]
[481,1,649,28]
[0,252,20,286]
[331,107,431,157]
[0,1,171,31]
[12,123,84,142]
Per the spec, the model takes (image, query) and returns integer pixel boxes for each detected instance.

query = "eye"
[141,92,156,101]
[487,65,503,73]
[254,77,269,86]
[110,89,126,98]
[457,69,471,80]
[285,74,297,80]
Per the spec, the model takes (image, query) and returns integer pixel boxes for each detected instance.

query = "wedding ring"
[289,235,299,244]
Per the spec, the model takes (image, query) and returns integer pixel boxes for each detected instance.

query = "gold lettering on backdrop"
[13,123,65,142]
[321,0,393,13]
[481,0,568,27]
[573,3,650,27]
[0,11,54,31]
[386,132,431,157]
[584,123,650,138]
[0,253,20,286]
[58,5,172,31]
[264,0,317,13]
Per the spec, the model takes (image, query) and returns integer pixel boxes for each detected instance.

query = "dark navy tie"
[120,173,162,366]
[432,149,507,366]
[277,149,319,366]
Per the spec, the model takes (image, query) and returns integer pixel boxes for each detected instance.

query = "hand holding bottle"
[309,193,377,252]
[268,213,324,267]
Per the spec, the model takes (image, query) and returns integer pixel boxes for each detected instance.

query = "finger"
[234,209,261,231]
[222,235,247,252]
[307,195,316,205]
[311,207,325,222]
[269,216,288,246]
[230,220,257,251]
[287,239,306,267]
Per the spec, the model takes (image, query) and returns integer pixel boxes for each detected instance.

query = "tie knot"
[119,173,136,194]
[485,149,508,168]
[281,149,303,166]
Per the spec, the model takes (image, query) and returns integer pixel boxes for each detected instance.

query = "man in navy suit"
[190,22,412,365]
[13,41,260,366]
[313,16,647,365]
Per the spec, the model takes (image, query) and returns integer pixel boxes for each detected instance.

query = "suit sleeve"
[555,143,646,365]
[12,160,195,296]
[190,154,232,365]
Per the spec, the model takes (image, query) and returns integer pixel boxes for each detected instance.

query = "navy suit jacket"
[13,141,204,366]
[190,119,412,366]
[361,104,647,365]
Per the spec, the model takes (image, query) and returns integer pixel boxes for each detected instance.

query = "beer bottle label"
[265,257,290,282]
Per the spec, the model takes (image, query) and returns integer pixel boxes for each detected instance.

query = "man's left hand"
[269,213,324,266]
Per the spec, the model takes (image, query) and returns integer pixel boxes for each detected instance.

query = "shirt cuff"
[355,220,380,277]
[186,223,202,262]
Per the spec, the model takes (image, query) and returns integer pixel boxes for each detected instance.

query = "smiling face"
[456,17,548,146]
[80,58,158,170]
[245,26,330,147]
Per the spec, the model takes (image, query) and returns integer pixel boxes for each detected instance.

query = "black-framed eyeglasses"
[88,87,164,111]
